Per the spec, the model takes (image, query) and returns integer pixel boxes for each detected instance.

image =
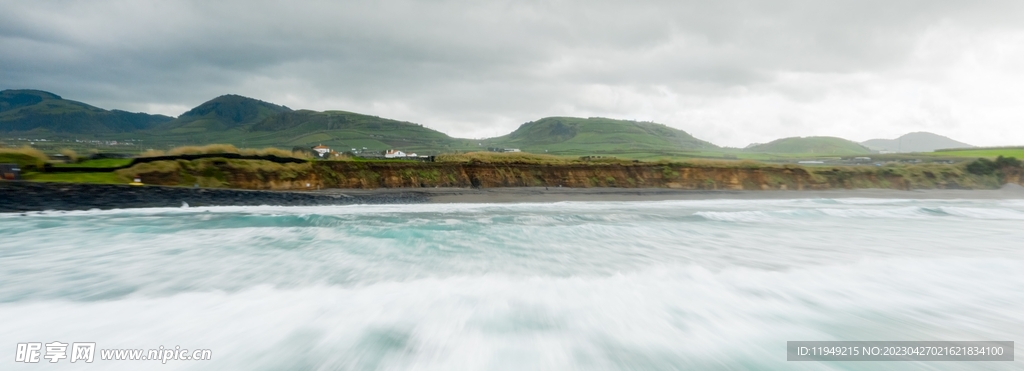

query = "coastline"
[0,182,428,213]
[327,184,1024,203]
[4,182,1024,212]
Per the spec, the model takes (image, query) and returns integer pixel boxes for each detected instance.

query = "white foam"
[1,259,1021,370]
[693,210,774,222]
[938,206,1024,220]
[3,198,1024,370]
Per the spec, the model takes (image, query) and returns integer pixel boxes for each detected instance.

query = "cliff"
[114,159,1023,191]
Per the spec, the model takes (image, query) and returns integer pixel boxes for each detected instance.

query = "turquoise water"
[1,199,1022,370]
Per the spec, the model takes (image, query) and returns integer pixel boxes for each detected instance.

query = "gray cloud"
[3,0,1024,146]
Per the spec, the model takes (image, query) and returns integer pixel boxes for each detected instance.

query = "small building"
[384,149,406,158]
[407,153,418,157]
[312,144,331,156]
[0,163,21,180]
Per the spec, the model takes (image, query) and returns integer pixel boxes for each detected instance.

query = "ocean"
[1,198,1022,370]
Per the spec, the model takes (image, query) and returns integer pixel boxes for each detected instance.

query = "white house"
[385,149,406,158]
[312,144,331,156]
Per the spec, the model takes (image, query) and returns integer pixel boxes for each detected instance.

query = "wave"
[695,205,1024,222]
[938,206,1024,220]
[1,259,1021,370]
[3,197,1019,220]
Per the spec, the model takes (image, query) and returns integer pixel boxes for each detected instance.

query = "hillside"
[3,90,726,157]
[483,117,717,155]
[131,95,473,153]
[156,95,292,134]
[745,136,871,155]
[244,110,472,152]
[0,89,172,133]
[862,132,973,153]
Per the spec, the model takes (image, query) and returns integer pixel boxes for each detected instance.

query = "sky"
[2,0,1024,147]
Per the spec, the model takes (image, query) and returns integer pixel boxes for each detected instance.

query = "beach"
[3,181,1024,212]
[366,185,1024,203]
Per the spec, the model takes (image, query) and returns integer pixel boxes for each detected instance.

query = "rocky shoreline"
[0,182,428,212]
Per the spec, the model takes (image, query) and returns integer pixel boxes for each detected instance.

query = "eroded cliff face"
[1003,167,1024,186]
[118,159,1019,191]
[117,159,322,190]
[317,162,1024,190]
[316,162,825,190]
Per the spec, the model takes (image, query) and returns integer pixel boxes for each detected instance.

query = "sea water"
[1,199,1022,370]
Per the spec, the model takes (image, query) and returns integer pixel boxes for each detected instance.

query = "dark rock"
[0,182,427,212]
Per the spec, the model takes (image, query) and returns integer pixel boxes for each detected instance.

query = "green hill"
[2,90,725,157]
[483,117,717,155]
[745,136,871,155]
[157,95,292,134]
[0,89,172,133]
[862,132,973,153]
[242,110,473,153]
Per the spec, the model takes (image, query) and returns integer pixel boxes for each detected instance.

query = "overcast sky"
[3,0,1023,147]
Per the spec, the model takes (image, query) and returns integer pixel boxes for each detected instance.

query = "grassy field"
[22,172,127,184]
[927,147,1024,158]
[52,158,134,168]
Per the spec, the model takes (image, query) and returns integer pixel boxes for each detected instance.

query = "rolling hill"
[243,110,473,152]
[745,136,871,155]
[0,89,173,133]
[482,117,718,155]
[862,132,973,153]
[1,90,718,156]
[156,94,292,134]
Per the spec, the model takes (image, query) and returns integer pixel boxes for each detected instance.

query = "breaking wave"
[2,198,1023,370]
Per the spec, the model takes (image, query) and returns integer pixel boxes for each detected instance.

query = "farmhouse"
[384,149,406,158]
[311,144,331,158]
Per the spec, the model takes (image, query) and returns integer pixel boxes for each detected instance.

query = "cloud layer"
[3,0,1024,146]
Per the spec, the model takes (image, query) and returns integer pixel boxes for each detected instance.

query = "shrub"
[140,144,310,160]
[59,148,79,163]
[435,152,578,165]
[0,146,49,168]
[166,144,240,156]
[966,158,998,175]
[995,155,1022,168]
[139,149,166,157]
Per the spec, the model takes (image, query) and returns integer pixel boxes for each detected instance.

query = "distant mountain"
[745,136,871,154]
[861,132,973,153]
[0,89,173,133]
[156,94,292,134]
[483,117,717,154]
